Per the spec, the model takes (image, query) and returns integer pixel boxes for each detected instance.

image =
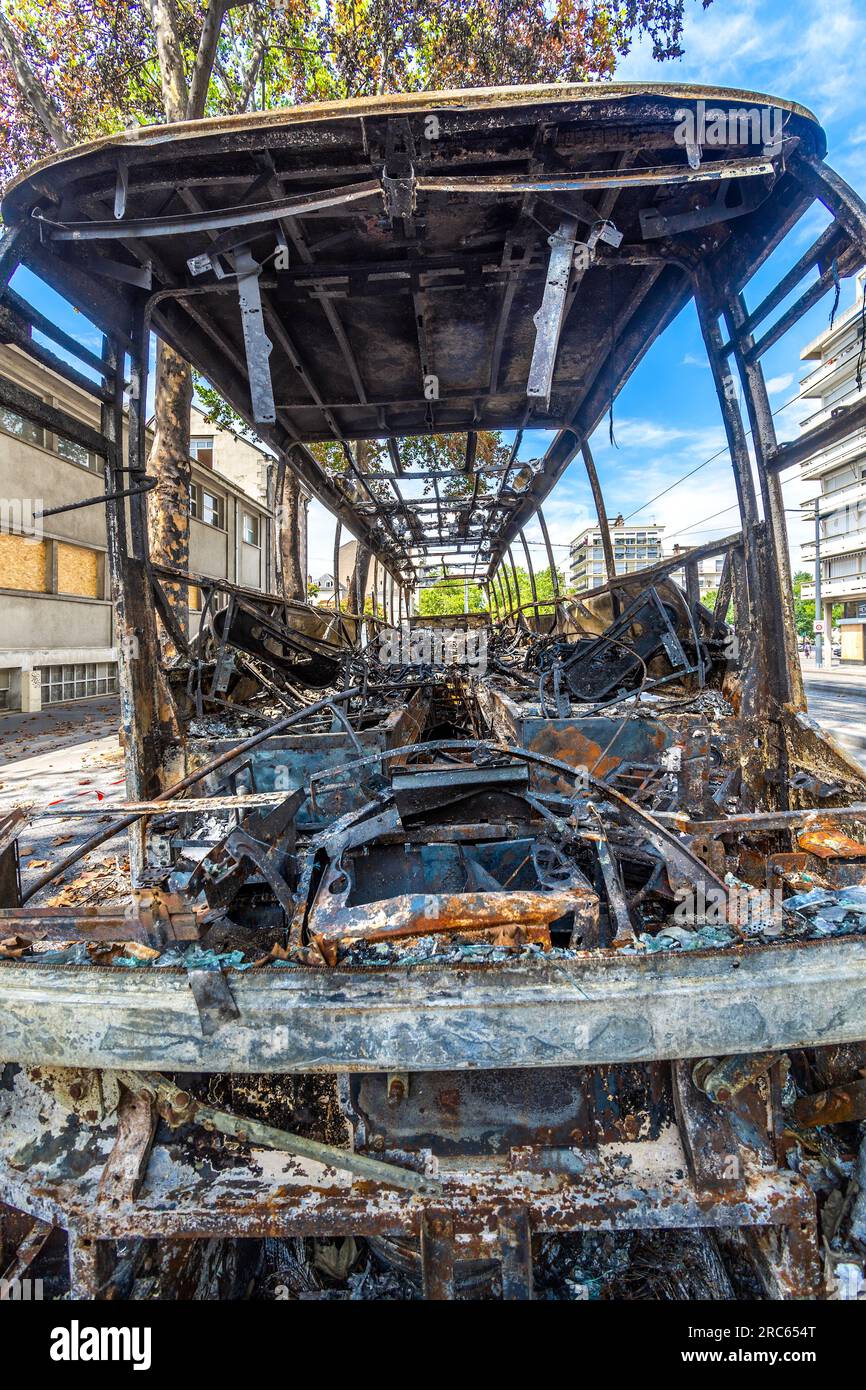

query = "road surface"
[803,669,866,769]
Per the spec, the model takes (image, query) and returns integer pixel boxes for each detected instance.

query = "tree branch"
[236,19,267,112]
[145,0,189,120]
[0,5,69,149]
[187,0,227,119]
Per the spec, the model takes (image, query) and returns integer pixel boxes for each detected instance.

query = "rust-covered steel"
[3,83,866,1301]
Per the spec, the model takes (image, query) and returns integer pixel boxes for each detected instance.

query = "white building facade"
[798,272,866,664]
[0,348,278,711]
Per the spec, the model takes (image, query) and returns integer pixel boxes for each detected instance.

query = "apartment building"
[568,517,665,593]
[669,545,729,600]
[798,271,866,664]
[0,346,277,711]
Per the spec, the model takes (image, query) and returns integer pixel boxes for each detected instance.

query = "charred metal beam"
[2,936,866,1071]
[527,215,578,406]
[0,375,109,457]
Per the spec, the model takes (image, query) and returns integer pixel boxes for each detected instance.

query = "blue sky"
[515,0,866,580]
[10,0,866,582]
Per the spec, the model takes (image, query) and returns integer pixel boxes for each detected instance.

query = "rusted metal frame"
[101,228,406,583]
[767,392,866,475]
[791,150,866,259]
[745,247,863,363]
[717,220,849,351]
[280,208,371,408]
[14,236,137,357]
[19,1169,819,1297]
[464,429,478,476]
[36,178,383,241]
[554,149,631,331]
[1,284,107,375]
[99,333,128,567]
[387,438,404,475]
[96,1088,158,1208]
[581,439,616,585]
[671,1060,746,1195]
[488,264,672,570]
[527,213,579,406]
[431,470,445,543]
[724,292,806,711]
[5,935,866,1073]
[664,802,866,833]
[0,300,113,403]
[519,529,539,619]
[536,505,560,599]
[714,550,734,625]
[170,187,406,571]
[489,233,536,394]
[0,375,109,457]
[331,518,342,614]
[21,686,360,904]
[416,157,777,196]
[508,548,523,618]
[684,560,701,616]
[121,1071,436,1195]
[693,271,762,635]
[497,564,511,619]
[0,225,24,287]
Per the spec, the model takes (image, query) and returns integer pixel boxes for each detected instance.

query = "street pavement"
[800,659,866,766]
[0,698,128,905]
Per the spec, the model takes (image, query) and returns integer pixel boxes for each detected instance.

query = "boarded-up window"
[0,533,48,592]
[57,542,100,597]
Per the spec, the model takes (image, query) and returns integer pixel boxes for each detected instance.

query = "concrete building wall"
[569,520,666,593]
[798,271,866,665]
[0,346,276,711]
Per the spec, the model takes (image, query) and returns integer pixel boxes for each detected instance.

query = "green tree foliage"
[1,1,712,186]
[418,576,486,615]
[491,563,563,615]
[792,570,842,636]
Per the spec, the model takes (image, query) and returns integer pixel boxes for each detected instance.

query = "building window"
[57,543,101,598]
[0,534,48,592]
[40,662,117,705]
[0,403,44,447]
[190,482,224,529]
[190,436,214,467]
[0,669,11,710]
[188,585,202,612]
[242,511,260,546]
[55,434,100,472]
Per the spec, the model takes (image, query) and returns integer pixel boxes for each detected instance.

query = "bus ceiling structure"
[3,86,866,1300]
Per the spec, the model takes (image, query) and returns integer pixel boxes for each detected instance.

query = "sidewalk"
[0,697,128,906]
[799,657,866,690]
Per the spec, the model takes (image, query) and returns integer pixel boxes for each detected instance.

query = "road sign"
[813,620,825,635]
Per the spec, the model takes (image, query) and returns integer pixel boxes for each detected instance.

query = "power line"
[619,387,802,523]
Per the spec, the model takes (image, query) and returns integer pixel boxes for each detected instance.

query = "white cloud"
[765,373,794,395]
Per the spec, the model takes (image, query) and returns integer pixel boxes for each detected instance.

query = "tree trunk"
[278,470,306,600]
[0,10,70,149]
[147,341,193,648]
[144,0,225,648]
